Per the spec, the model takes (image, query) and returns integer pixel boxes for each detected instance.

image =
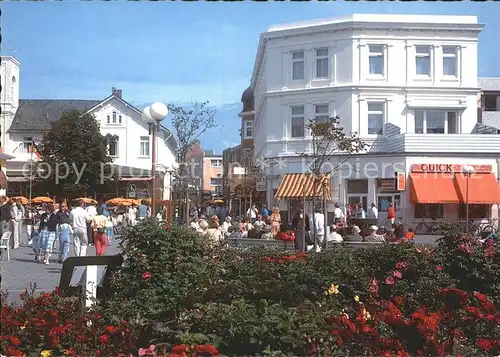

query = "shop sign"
[127,184,136,198]
[410,164,492,174]
[395,172,406,191]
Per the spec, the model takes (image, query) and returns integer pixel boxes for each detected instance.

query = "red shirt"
[387,207,396,219]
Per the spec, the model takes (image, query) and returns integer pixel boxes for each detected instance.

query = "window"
[458,204,490,219]
[415,46,431,75]
[210,178,222,186]
[414,110,458,134]
[442,46,457,77]
[106,115,110,124]
[291,106,305,138]
[314,104,329,124]
[112,112,117,124]
[377,194,401,213]
[368,45,384,75]
[244,120,253,138]
[367,102,384,135]
[292,51,305,80]
[347,179,369,212]
[140,136,150,156]
[316,48,329,78]
[210,159,222,167]
[484,95,498,111]
[108,137,119,157]
[414,204,444,219]
[118,115,122,124]
[22,137,33,153]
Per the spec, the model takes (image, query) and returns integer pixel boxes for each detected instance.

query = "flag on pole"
[31,140,41,159]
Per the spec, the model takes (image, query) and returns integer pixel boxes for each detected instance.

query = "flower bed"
[1,221,499,356]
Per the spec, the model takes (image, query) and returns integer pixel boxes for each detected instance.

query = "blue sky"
[2,2,500,152]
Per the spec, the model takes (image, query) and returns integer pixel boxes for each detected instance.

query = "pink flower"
[458,244,472,253]
[395,261,408,269]
[385,276,395,285]
[393,271,402,279]
[369,279,379,294]
[436,265,444,271]
[142,271,152,280]
[138,345,156,356]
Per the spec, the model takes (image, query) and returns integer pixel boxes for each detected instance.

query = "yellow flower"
[325,283,340,295]
[354,295,360,302]
[41,350,52,357]
[361,307,371,320]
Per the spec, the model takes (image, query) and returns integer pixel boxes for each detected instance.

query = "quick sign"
[410,164,492,173]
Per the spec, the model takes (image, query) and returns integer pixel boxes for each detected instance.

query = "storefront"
[271,156,500,229]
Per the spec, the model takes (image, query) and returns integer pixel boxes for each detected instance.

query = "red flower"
[104,325,118,334]
[9,336,21,346]
[458,243,472,253]
[195,344,219,355]
[369,279,379,294]
[143,271,152,280]
[65,348,77,356]
[385,276,395,285]
[393,270,402,279]
[435,265,444,271]
[392,296,403,307]
[171,345,190,353]
[99,334,110,344]
[475,339,493,351]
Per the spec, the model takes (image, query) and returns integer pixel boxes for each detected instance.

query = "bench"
[323,242,385,250]
[227,238,295,251]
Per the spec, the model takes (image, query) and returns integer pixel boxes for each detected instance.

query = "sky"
[2,1,500,152]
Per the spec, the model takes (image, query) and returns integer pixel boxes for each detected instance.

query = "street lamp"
[142,102,169,217]
[462,165,476,234]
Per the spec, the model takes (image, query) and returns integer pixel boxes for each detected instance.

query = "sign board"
[233,167,246,175]
[395,172,406,191]
[380,179,396,192]
[410,164,492,174]
[127,184,136,198]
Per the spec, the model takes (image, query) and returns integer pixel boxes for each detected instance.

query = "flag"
[31,140,41,159]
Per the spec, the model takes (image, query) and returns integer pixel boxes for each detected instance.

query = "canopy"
[454,173,500,204]
[31,196,54,204]
[409,174,460,204]
[275,173,331,200]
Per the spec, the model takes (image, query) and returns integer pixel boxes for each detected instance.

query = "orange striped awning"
[454,173,500,204]
[275,173,331,200]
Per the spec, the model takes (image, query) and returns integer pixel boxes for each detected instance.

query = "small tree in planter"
[301,116,367,250]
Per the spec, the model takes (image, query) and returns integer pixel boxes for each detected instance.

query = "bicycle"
[455,219,482,237]
[414,217,440,235]
[481,218,498,236]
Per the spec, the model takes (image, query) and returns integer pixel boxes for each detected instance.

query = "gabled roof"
[83,95,142,116]
[9,99,101,132]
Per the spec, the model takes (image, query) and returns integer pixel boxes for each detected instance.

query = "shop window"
[458,204,490,219]
[347,195,368,212]
[347,179,368,194]
[414,204,444,219]
[377,194,401,213]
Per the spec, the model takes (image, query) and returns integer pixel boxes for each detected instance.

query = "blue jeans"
[58,234,70,262]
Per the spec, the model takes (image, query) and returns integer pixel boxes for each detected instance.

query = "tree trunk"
[312,178,318,251]
[185,188,190,226]
[323,182,328,250]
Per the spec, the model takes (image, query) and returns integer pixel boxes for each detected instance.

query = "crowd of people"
[0,197,163,264]
[189,202,416,251]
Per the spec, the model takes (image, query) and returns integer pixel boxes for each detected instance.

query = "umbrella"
[10,196,29,205]
[32,196,54,204]
[76,197,97,205]
[106,197,126,206]
[214,199,224,204]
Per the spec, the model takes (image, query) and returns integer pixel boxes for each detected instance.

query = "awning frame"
[275,173,332,200]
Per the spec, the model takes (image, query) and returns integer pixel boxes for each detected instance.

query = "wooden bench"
[323,242,385,250]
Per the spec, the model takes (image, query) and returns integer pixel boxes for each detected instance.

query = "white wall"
[253,15,483,160]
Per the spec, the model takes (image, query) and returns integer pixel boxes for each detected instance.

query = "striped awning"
[275,173,331,200]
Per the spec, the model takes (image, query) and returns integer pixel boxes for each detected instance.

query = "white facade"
[0,57,178,200]
[251,14,500,225]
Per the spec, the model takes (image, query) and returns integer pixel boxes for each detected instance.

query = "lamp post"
[462,165,476,234]
[142,102,169,218]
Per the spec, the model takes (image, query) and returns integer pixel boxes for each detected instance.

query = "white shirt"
[128,207,137,220]
[313,212,325,235]
[247,207,257,219]
[328,231,344,243]
[70,207,89,229]
[334,207,344,219]
[86,205,97,218]
[370,206,379,219]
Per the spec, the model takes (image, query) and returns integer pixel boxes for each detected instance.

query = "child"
[405,227,415,241]
[58,216,74,263]
[106,215,114,246]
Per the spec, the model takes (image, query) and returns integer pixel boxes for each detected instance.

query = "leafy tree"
[302,116,367,250]
[168,101,217,223]
[37,110,112,197]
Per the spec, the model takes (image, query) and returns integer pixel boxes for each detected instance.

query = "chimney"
[111,87,122,98]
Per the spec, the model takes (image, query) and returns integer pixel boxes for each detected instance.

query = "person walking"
[369,203,379,220]
[10,200,20,249]
[15,198,25,248]
[25,208,34,245]
[70,200,89,257]
[37,204,59,265]
[270,207,281,236]
[246,204,258,224]
[92,207,109,256]
[387,203,396,225]
[313,205,325,250]
[291,205,310,252]
[86,202,97,245]
[57,215,73,263]
[0,196,13,243]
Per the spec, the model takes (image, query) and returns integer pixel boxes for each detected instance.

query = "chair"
[0,231,13,261]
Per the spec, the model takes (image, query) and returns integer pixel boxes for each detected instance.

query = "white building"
[0,56,178,200]
[251,14,500,227]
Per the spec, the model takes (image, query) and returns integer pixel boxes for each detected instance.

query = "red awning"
[454,173,500,204]
[409,174,460,204]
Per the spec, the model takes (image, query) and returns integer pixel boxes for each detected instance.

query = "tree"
[168,101,217,223]
[302,116,367,250]
[37,110,112,197]
[240,149,266,217]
